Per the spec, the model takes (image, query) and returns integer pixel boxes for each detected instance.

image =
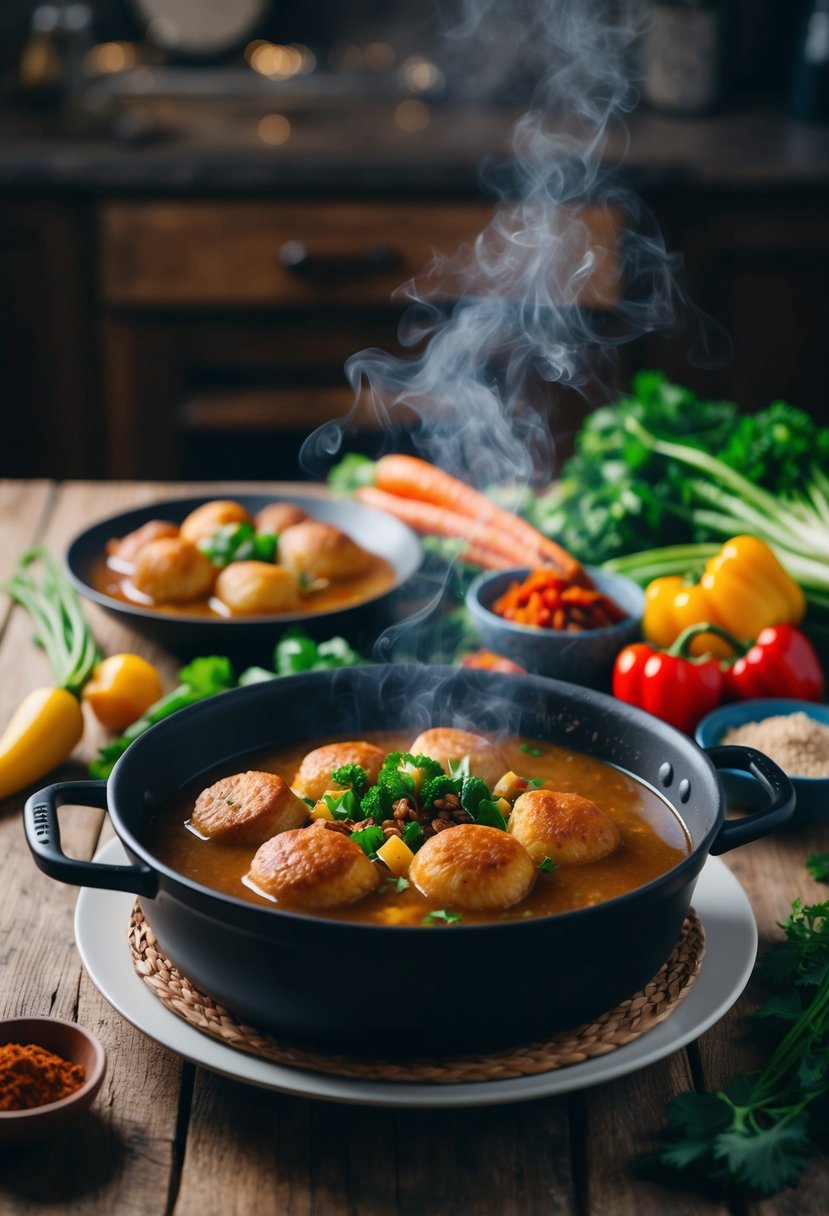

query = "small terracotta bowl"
[0,1016,107,1144]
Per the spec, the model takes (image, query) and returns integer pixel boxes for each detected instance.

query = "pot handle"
[24,780,158,897]
[706,745,795,855]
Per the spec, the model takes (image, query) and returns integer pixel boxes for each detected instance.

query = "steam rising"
[303,0,687,492]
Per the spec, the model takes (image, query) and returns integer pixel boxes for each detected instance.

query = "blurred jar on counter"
[641,0,724,115]
[790,0,829,121]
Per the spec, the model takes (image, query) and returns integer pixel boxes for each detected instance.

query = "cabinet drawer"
[99,201,494,307]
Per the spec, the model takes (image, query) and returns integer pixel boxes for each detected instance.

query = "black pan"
[24,666,794,1053]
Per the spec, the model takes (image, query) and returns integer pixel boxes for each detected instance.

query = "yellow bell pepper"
[0,687,84,801]
[643,535,805,658]
[82,653,164,732]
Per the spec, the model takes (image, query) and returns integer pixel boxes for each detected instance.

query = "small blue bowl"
[465,565,644,689]
[695,699,829,823]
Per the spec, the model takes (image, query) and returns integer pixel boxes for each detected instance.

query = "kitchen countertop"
[2,97,829,196]
[1,478,828,1214]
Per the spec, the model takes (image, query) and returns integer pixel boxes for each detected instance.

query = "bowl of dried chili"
[0,1016,107,1143]
[465,565,644,689]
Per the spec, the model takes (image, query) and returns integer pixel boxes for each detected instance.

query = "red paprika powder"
[0,1042,85,1111]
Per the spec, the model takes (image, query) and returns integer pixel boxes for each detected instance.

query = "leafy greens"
[649,862,829,1195]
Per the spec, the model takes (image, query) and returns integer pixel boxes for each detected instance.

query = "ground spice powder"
[722,711,829,778]
[0,1042,86,1111]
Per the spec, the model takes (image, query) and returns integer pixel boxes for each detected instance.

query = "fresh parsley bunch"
[652,856,829,1195]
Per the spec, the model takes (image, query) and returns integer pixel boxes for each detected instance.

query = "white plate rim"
[74,839,757,1108]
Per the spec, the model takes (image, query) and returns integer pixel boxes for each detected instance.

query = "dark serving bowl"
[466,566,644,688]
[23,666,794,1054]
[65,493,422,662]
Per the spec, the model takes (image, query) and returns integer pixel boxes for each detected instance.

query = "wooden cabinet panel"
[99,201,495,307]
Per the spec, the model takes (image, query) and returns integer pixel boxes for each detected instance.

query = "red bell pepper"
[723,623,825,702]
[612,623,725,734]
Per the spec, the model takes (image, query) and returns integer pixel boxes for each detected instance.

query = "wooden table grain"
[1,479,827,1216]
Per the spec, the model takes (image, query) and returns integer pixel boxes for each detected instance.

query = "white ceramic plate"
[75,840,757,1108]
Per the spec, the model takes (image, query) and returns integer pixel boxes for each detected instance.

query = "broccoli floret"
[376,753,419,803]
[458,776,492,816]
[359,785,389,821]
[421,774,462,809]
[330,763,369,799]
[408,753,446,782]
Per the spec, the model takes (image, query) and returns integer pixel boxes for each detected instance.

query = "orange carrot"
[374,454,584,580]
[356,486,543,567]
[458,544,514,570]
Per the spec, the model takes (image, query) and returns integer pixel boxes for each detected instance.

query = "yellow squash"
[0,687,84,801]
[643,535,806,658]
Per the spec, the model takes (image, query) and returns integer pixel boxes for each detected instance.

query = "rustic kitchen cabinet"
[1,102,829,480]
[97,198,494,479]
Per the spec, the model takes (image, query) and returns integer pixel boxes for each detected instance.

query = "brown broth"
[150,731,691,925]
[89,552,397,619]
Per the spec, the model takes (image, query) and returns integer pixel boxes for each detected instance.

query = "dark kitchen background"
[1,0,828,482]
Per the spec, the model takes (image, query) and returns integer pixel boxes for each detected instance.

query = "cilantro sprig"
[650,864,829,1195]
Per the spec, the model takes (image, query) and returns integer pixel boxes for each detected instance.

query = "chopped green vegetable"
[327,452,377,493]
[649,868,829,1195]
[88,628,367,779]
[401,821,424,850]
[538,857,557,873]
[88,655,235,779]
[420,773,460,808]
[520,744,544,757]
[806,852,829,883]
[330,763,369,799]
[358,785,388,821]
[423,909,463,926]
[459,776,493,816]
[474,800,508,831]
[322,789,359,820]
[2,546,101,697]
[197,522,278,567]
[349,824,386,858]
[383,876,410,894]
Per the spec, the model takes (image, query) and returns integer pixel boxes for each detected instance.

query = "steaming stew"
[152,729,691,925]
[93,497,396,619]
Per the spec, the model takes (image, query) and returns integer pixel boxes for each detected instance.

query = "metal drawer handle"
[278,240,401,280]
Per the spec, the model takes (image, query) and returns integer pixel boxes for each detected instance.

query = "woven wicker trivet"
[128,905,704,1084]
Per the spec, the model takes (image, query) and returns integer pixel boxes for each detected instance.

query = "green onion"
[2,546,101,697]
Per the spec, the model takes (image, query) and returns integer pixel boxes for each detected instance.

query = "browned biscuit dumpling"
[292,741,385,802]
[278,520,373,582]
[255,502,309,535]
[179,499,253,544]
[246,823,379,908]
[106,519,180,569]
[214,561,300,615]
[508,789,621,865]
[408,727,508,788]
[190,770,309,845]
[132,537,217,603]
[409,823,536,911]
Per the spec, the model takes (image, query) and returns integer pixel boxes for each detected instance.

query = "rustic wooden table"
[1,479,827,1215]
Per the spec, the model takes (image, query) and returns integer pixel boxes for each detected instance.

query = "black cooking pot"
[24,666,794,1053]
